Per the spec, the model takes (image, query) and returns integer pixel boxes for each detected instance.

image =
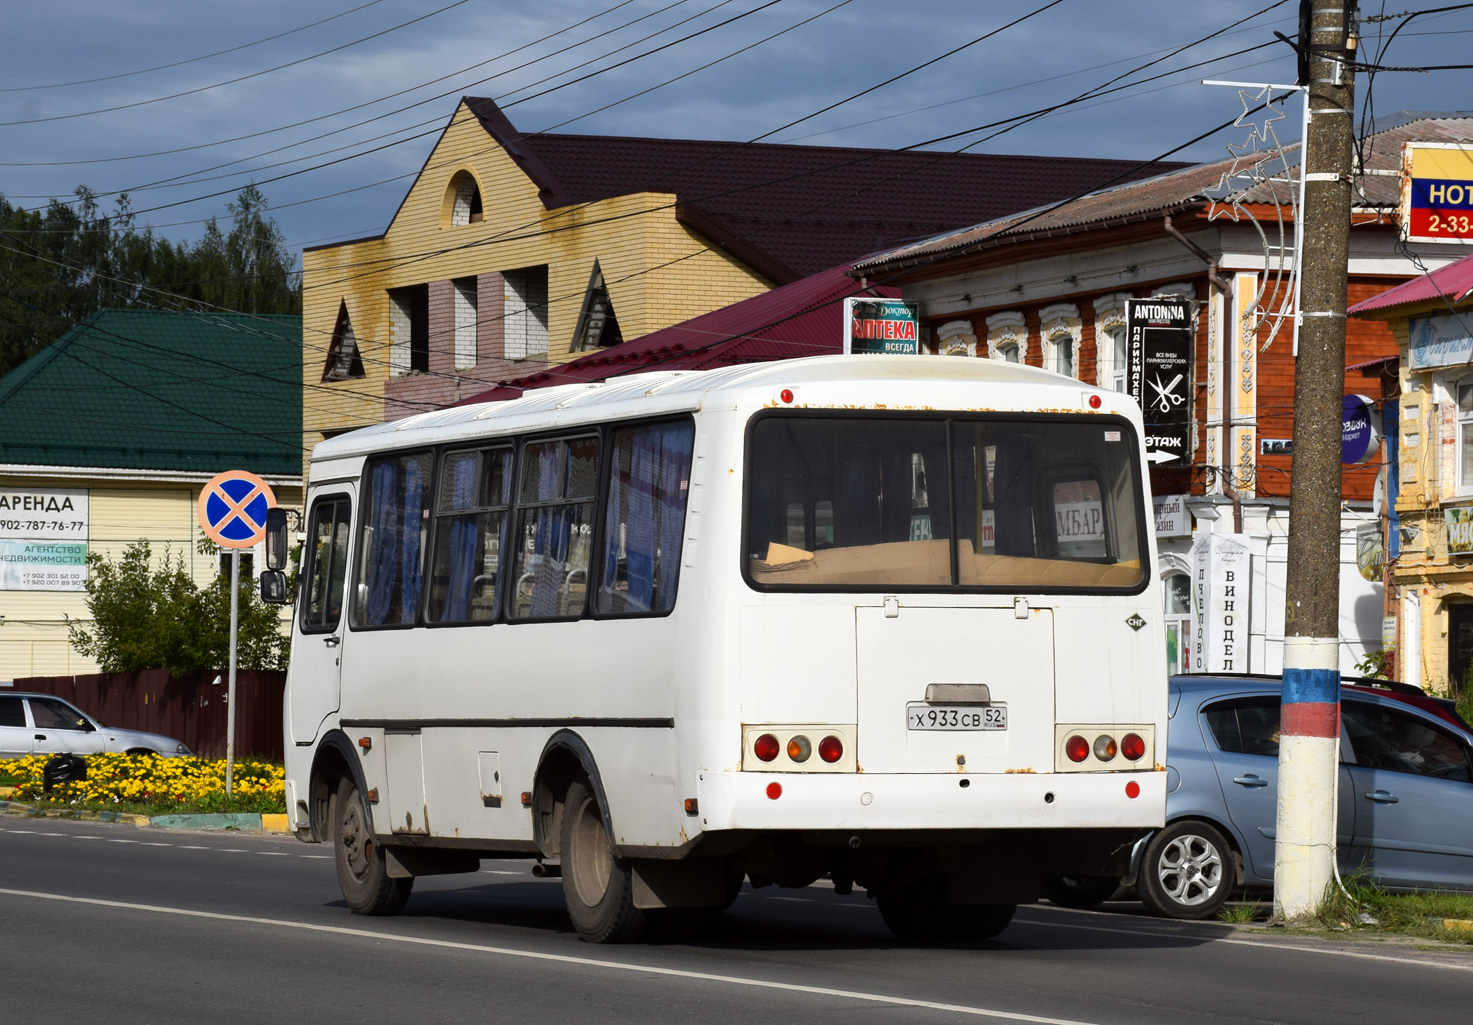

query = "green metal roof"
[0,309,302,476]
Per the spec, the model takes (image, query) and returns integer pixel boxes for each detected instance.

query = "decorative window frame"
[985,311,1027,362]
[1092,292,1132,391]
[1039,302,1082,380]
[1150,281,1196,299]
[441,169,484,229]
[935,319,977,357]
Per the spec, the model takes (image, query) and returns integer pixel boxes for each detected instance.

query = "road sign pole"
[227,549,239,797]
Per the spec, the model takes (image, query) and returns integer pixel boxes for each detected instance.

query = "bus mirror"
[259,569,289,605]
[265,508,289,570]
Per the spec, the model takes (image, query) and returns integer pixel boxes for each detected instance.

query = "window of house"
[503,266,549,360]
[322,302,364,382]
[997,342,1020,363]
[426,447,513,624]
[1458,381,1473,492]
[595,421,694,615]
[447,172,483,227]
[509,436,599,619]
[453,277,478,370]
[1109,326,1129,393]
[1051,332,1075,378]
[1163,570,1192,675]
[388,285,430,375]
[218,552,256,580]
[353,452,433,628]
[302,497,352,633]
[572,261,623,351]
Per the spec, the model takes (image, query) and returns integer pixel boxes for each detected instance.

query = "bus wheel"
[877,875,1015,943]
[1041,874,1121,909]
[560,775,648,943]
[334,778,412,916]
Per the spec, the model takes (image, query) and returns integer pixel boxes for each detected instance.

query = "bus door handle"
[323,635,340,648]
[1232,774,1269,789]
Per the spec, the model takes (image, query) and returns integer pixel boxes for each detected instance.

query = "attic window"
[571,261,623,352]
[446,171,483,227]
[322,302,364,382]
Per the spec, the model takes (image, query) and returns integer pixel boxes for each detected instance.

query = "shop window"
[322,302,364,382]
[1458,381,1473,492]
[1163,570,1192,675]
[445,171,483,227]
[503,266,549,360]
[388,285,429,374]
[571,261,623,352]
[453,277,478,370]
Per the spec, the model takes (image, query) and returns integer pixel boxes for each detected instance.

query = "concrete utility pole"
[1275,0,1357,920]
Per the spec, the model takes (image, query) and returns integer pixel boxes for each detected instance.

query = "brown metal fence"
[13,670,285,761]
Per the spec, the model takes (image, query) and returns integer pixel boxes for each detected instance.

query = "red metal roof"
[455,264,895,403]
[461,97,1188,283]
[1348,250,1473,315]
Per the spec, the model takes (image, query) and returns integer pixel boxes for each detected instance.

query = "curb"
[0,800,289,832]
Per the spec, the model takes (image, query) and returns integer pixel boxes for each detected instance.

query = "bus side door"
[290,490,355,744]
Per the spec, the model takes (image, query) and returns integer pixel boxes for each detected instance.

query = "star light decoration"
[1203,85,1298,224]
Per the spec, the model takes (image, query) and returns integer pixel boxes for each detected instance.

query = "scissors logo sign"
[198,470,276,549]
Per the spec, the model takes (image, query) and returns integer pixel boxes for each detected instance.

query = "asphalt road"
[4,817,1471,1025]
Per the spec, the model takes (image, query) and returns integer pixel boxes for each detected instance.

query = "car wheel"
[334,777,412,915]
[1138,820,1233,920]
[1042,874,1122,909]
[560,775,649,943]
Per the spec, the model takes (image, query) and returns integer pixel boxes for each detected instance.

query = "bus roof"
[311,354,1128,465]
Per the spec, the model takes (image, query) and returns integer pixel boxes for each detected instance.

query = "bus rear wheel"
[560,775,649,943]
[334,778,412,916]
[876,873,1015,944]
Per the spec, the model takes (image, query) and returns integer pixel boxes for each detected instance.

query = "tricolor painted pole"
[226,549,239,797]
[1275,0,1356,920]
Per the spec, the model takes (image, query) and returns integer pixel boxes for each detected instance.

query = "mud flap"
[384,847,481,879]
[632,858,728,909]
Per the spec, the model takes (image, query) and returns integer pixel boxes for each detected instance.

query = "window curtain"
[600,423,692,614]
[442,455,480,621]
[398,455,426,622]
[365,460,398,624]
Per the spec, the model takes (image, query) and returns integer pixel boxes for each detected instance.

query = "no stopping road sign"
[197,470,277,549]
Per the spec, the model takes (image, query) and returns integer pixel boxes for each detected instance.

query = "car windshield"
[745,414,1146,591]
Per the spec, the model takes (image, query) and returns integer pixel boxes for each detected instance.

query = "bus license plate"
[906,704,1007,731]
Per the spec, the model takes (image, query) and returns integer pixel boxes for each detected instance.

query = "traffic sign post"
[197,470,276,796]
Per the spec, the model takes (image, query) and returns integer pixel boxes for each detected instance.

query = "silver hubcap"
[569,795,613,908]
[1157,834,1223,907]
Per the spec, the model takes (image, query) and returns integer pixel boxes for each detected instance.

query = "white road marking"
[482,870,523,876]
[179,846,210,850]
[74,836,103,840]
[105,839,138,844]
[1017,917,1473,971]
[140,843,173,847]
[217,849,248,853]
[0,886,1109,1025]
[763,896,815,903]
[299,855,331,860]
[258,852,289,856]
[6,829,37,834]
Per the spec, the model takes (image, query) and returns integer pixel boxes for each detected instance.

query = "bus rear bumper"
[696,769,1166,832]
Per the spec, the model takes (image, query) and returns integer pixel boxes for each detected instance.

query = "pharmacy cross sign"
[197,470,276,549]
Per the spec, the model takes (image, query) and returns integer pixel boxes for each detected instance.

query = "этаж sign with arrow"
[1127,297,1195,467]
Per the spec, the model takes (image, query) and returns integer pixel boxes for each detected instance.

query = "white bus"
[271,354,1167,943]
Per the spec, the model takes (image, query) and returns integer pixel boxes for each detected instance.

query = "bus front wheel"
[560,775,649,943]
[334,778,412,916]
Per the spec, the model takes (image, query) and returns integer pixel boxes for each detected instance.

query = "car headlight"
[175,743,190,754]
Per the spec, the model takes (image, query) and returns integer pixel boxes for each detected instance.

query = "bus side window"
[302,497,351,633]
[426,446,513,624]
[595,421,694,615]
[353,452,433,628]
[510,435,600,620]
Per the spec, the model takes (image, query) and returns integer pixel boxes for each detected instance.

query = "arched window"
[1163,571,1192,675]
[444,171,483,228]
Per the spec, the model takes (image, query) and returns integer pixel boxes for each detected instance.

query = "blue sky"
[1,1,1468,255]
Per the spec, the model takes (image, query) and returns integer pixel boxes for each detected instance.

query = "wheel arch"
[532,729,613,859]
[308,730,369,843]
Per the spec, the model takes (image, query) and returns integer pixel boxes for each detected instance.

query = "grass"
[1218,902,1268,925]
[1319,879,1473,945]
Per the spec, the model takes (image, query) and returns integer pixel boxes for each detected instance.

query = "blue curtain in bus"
[443,455,479,621]
[398,455,425,622]
[529,505,571,617]
[600,423,693,613]
[364,459,398,625]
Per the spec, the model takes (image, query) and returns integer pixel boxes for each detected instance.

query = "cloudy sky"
[2,0,1469,255]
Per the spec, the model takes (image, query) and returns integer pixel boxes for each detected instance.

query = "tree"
[0,184,300,378]
[69,540,289,675]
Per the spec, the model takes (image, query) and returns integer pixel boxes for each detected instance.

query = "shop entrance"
[1446,602,1473,696]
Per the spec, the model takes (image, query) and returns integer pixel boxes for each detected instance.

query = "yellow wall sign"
[1401,143,1473,244]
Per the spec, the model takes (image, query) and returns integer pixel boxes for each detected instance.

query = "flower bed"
[0,753,285,815]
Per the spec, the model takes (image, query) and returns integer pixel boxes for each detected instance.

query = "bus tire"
[1041,874,1121,909]
[334,777,412,916]
[877,874,1015,943]
[560,775,649,943]
[1137,819,1232,920]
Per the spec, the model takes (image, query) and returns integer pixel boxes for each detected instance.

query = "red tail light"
[754,733,780,762]
[1121,733,1146,761]
[1065,735,1089,763]
[818,735,843,763]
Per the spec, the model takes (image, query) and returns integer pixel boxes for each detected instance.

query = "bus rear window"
[746,415,1145,592]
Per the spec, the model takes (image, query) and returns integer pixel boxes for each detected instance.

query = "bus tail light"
[1121,733,1146,761]
[754,734,780,762]
[1093,735,1117,761]
[1065,735,1089,763]
[818,736,843,763]
[743,725,855,771]
[786,735,812,762]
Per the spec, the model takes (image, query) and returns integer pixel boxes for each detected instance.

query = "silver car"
[0,691,191,759]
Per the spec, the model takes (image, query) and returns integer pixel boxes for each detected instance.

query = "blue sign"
[1408,313,1473,370]
[197,470,277,549]
[1342,394,1381,466]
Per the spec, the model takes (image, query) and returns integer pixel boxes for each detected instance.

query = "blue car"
[1111,675,1473,919]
